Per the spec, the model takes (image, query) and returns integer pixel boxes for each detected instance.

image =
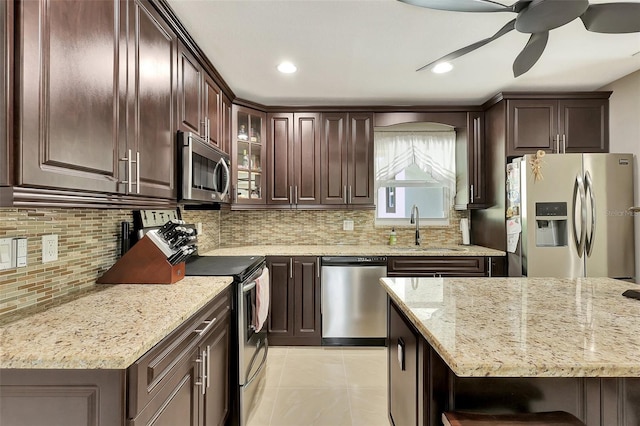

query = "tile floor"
[247,346,389,426]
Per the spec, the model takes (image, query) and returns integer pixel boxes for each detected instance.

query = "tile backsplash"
[0,206,464,317]
[220,209,467,247]
[0,208,133,317]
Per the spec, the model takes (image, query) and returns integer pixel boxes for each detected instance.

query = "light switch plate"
[343,220,354,231]
[15,238,27,267]
[0,238,13,270]
[42,234,58,263]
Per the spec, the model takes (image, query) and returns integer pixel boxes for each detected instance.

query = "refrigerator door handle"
[572,175,587,258]
[584,171,596,257]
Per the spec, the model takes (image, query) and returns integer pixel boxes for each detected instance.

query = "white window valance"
[374,130,456,203]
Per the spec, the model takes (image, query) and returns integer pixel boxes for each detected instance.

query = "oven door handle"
[242,281,257,293]
[245,337,269,387]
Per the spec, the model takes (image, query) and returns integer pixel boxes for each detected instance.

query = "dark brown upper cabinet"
[128,0,178,199]
[231,104,266,206]
[321,112,374,207]
[221,94,233,155]
[506,96,609,157]
[177,42,224,153]
[267,112,321,207]
[467,111,486,207]
[177,42,203,136]
[1,0,13,190]
[16,0,177,200]
[17,0,125,194]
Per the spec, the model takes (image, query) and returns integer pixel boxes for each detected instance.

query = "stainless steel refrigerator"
[507,153,635,279]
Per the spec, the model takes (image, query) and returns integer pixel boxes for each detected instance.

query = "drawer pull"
[195,317,217,336]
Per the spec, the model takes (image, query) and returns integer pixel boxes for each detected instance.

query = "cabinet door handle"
[343,186,347,204]
[289,186,293,204]
[195,351,206,395]
[290,258,293,279]
[397,338,405,371]
[556,134,560,153]
[316,257,320,278]
[206,344,211,389]
[119,149,133,193]
[195,317,217,336]
[348,186,352,204]
[135,151,140,194]
[470,184,475,202]
[562,134,566,153]
[295,186,298,204]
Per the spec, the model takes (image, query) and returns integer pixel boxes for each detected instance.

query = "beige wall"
[600,69,640,283]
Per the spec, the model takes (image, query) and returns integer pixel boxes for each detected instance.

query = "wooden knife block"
[97,235,185,284]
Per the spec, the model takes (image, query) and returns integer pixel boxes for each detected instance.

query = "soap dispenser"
[389,228,397,246]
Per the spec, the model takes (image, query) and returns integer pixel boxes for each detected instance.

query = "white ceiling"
[166,0,640,106]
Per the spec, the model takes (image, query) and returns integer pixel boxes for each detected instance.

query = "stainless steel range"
[186,255,268,426]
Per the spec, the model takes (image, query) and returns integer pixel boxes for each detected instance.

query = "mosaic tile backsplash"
[219,209,467,247]
[0,207,464,317]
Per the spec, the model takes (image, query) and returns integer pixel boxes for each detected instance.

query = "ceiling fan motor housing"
[515,0,590,33]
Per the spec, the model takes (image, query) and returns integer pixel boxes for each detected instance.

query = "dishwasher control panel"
[322,256,388,266]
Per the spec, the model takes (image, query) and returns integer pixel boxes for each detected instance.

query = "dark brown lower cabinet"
[389,300,419,426]
[267,256,321,345]
[0,288,232,426]
[130,345,200,426]
[199,314,231,426]
[387,256,506,277]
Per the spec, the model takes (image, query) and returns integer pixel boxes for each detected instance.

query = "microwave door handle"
[220,158,231,198]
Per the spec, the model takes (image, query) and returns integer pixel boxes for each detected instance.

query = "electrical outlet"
[42,234,59,263]
[343,220,354,231]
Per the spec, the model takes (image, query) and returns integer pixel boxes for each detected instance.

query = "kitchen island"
[380,276,640,426]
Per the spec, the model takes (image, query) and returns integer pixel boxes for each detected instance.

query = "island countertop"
[0,276,233,370]
[380,276,640,378]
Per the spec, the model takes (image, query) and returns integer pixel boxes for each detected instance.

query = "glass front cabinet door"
[232,105,266,205]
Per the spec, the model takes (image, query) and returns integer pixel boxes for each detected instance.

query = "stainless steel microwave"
[179,131,231,204]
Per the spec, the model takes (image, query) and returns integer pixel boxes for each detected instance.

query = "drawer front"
[128,288,231,419]
[387,256,487,277]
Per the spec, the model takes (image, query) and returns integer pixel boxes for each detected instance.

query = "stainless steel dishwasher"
[321,256,388,346]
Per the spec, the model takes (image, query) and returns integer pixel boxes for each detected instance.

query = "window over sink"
[374,123,456,226]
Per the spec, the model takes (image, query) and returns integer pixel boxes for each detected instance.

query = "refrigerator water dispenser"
[535,202,568,247]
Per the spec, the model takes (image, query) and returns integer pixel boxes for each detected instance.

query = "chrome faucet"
[410,204,421,246]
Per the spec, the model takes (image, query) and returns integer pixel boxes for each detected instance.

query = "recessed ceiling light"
[432,62,453,74]
[277,61,297,74]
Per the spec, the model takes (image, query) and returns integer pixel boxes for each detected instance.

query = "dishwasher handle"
[321,256,387,267]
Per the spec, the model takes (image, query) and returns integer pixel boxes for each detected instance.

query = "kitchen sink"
[390,246,468,252]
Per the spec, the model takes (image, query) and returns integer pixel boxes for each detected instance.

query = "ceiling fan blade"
[580,3,640,34]
[513,31,549,77]
[398,0,511,13]
[515,0,589,33]
[417,19,516,71]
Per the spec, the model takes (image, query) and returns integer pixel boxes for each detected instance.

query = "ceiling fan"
[400,0,640,77]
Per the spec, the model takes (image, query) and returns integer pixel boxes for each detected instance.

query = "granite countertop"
[380,276,640,378]
[0,276,233,370]
[204,244,505,257]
